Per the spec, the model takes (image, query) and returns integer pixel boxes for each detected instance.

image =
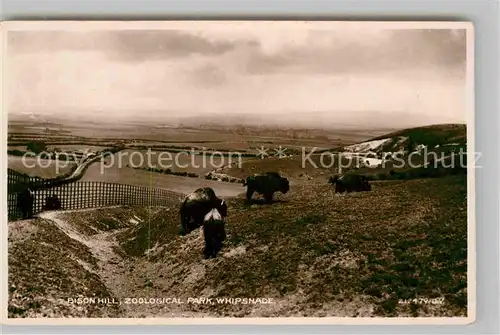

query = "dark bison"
[43,194,62,211]
[243,172,290,203]
[202,208,227,259]
[16,187,34,219]
[328,173,371,193]
[179,187,227,236]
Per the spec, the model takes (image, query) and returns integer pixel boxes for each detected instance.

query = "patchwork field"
[7,120,380,183]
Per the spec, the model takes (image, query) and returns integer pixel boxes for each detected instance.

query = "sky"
[6,23,469,128]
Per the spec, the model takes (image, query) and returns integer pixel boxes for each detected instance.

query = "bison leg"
[213,224,226,257]
[213,238,223,257]
[203,225,215,259]
[220,223,227,241]
[179,224,187,236]
[179,215,190,235]
[246,188,254,201]
[263,192,274,203]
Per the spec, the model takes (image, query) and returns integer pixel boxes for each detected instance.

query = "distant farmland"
[79,152,245,197]
[7,156,76,178]
[114,149,253,174]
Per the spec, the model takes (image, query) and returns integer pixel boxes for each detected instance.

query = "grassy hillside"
[370,123,466,148]
[221,124,468,184]
[8,175,468,318]
[8,218,120,318]
[116,175,467,317]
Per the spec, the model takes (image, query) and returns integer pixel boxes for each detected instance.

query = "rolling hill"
[329,123,466,154]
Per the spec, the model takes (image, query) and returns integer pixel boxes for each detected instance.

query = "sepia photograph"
[2,21,474,324]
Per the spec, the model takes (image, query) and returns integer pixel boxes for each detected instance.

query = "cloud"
[104,30,237,61]
[6,26,468,126]
[8,28,466,75]
[242,29,466,76]
[7,30,240,61]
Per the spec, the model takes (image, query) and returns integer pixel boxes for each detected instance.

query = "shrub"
[26,141,47,154]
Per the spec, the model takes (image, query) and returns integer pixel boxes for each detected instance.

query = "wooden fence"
[7,169,187,220]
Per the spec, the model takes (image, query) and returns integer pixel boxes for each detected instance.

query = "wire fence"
[7,169,187,220]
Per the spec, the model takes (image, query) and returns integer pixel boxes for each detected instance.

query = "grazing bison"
[16,187,34,219]
[179,187,227,236]
[43,194,62,211]
[243,171,290,203]
[328,173,371,193]
[202,208,227,259]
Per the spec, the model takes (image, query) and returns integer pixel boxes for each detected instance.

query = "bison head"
[328,175,340,184]
[218,199,228,218]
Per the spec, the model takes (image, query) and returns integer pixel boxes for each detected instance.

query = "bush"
[7,150,25,157]
[26,141,47,154]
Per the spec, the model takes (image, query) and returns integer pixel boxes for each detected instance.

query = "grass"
[112,174,468,317]
[370,124,466,148]
[8,218,120,318]
[7,175,468,317]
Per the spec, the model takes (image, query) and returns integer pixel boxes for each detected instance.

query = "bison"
[202,208,227,259]
[328,173,371,193]
[179,187,227,236]
[243,171,290,203]
[16,187,34,219]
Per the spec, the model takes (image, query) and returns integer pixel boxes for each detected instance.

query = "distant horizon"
[7,110,465,133]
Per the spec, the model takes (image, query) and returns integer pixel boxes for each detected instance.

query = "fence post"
[92,182,96,209]
[113,183,117,206]
[71,182,75,210]
[105,182,108,207]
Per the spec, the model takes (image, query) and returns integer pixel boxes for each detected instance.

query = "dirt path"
[37,210,136,315]
[36,209,211,317]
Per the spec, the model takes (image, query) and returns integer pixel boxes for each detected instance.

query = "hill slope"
[8,175,468,318]
[339,123,466,157]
